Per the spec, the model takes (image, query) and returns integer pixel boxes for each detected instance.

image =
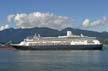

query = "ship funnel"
[81,34,84,37]
[67,31,72,37]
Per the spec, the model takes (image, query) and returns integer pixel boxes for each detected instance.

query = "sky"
[0,0,108,32]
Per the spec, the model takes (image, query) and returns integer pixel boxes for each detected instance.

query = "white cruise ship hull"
[11,44,103,50]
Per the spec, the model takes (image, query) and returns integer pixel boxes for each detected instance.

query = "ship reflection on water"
[0,46,108,71]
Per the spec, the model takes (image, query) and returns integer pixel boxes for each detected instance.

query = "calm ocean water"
[0,45,108,71]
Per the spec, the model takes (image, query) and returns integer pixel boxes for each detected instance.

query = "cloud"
[82,19,90,27]
[91,17,108,26]
[82,17,108,27]
[0,24,10,31]
[7,14,15,22]
[8,12,73,30]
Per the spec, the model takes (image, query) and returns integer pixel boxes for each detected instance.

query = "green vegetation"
[100,39,108,45]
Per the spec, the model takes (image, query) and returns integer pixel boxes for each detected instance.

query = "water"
[0,46,108,71]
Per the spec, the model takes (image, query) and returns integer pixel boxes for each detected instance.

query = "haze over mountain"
[0,27,108,43]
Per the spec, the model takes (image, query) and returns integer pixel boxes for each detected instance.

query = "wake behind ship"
[11,31,103,50]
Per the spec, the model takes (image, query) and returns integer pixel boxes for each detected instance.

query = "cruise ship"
[11,31,103,50]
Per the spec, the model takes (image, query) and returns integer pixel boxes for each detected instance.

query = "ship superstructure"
[11,31,103,50]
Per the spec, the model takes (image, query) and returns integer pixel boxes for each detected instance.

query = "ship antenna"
[81,33,84,37]
[35,33,37,36]
[38,34,40,37]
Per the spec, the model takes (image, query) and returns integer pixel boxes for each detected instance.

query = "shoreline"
[0,45,16,50]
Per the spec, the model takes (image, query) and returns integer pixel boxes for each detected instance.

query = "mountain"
[0,27,62,43]
[0,27,108,43]
[62,27,108,39]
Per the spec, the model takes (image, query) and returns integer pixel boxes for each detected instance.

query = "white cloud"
[91,17,108,26]
[7,14,15,22]
[82,19,90,27]
[0,24,10,31]
[82,17,108,27]
[8,12,73,30]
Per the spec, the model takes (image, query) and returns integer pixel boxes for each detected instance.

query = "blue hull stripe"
[12,44,103,50]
